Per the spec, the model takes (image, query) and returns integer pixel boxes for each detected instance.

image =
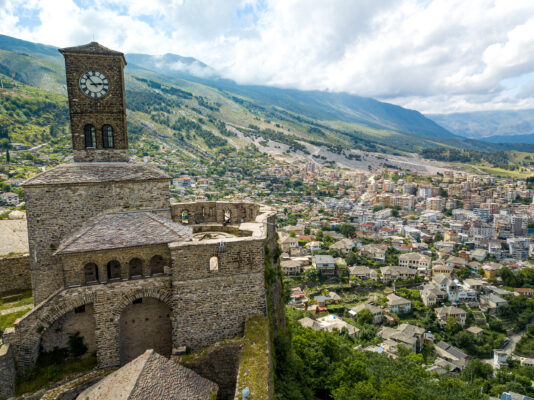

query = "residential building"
[435,306,467,326]
[349,303,384,324]
[312,255,337,277]
[387,293,411,314]
[434,341,470,370]
[399,252,431,271]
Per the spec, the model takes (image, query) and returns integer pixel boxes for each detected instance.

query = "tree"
[345,252,358,266]
[338,224,355,238]
[356,309,374,326]
[303,268,320,284]
[461,359,493,383]
[0,138,11,163]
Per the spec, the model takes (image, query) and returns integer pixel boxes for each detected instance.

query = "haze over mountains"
[428,110,534,144]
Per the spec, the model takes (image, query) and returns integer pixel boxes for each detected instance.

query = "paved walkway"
[0,304,33,315]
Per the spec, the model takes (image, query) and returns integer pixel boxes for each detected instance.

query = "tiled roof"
[77,349,218,400]
[56,212,192,254]
[59,42,124,57]
[23,163,169,186]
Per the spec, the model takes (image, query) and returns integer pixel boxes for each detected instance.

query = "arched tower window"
[150,255,165,275]
[224,209,231,224]
[129,258,143,278]
[107,260,121,280]
[84,263,99,284]
[102,125,114,148]
[84,124,96,149]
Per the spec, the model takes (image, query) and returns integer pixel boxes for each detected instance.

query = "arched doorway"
[41,303,96,357]
[119,297,172,364]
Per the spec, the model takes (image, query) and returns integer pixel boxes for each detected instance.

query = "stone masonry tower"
[59,42,129,162]
[23,43,170,304]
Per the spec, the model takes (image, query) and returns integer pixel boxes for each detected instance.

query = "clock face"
[79,71,109,99]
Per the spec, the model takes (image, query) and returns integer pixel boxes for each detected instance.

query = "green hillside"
[1,33,533,176]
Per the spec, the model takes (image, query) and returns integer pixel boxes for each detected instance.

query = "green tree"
[345,252,358,266]
[0,138,11,163]
[356,309,374,326]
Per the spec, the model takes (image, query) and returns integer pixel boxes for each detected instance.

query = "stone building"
[0,42,277,398]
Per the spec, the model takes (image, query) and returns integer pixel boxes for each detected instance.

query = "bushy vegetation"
[275,309,485,400]
[15,331,95,395]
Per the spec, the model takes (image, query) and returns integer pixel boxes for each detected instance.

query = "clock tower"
[59,42,129,162]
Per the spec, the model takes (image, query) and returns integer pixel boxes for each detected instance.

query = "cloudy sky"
[2,0,534,114]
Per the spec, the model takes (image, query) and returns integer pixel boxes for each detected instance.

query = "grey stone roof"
[77,349,217,400]
[59,42,126,62]
[23,163,169,186]
[312,255,336,264]
[56,212,192,254]
[436,340,468,360]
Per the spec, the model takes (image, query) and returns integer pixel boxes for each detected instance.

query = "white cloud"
[1,0,534,113]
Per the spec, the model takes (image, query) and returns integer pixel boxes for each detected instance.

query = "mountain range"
[428,110,534,144]
[1,33,533,166]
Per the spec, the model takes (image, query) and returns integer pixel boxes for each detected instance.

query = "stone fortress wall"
[23,173,170,304]
[1,201,276,392]
[0,254,31,295]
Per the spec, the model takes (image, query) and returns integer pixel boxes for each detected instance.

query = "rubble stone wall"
[0,254,31,295]
[170,238,267,350]
[0,344,15,398]
[24,179,169,304]
[171,201,260,225]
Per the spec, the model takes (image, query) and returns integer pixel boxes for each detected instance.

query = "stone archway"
[41,303,96,356]
[119,297,172,364]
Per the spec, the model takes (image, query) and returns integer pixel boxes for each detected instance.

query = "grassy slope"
[1,45,532,177]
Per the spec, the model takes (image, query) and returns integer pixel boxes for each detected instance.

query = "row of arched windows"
[180,209,232,225]
[83,255,166,284]
[84,124,114,149]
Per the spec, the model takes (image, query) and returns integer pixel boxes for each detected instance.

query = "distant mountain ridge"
[0,33,455,140]
[3,33,534,159]
[427,109,534,141]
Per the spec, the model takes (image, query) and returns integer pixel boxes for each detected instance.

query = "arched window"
[209,256,219,271]
[181,210,189,224]
[102,125,114,148]
[150,255,165,275]
[84,124,96,149]
[224,209,231,224]
[107,260,121,280]
[129,258,143,278]
[84,263,99,284]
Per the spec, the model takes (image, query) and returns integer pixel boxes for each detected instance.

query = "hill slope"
[2,33,533,174]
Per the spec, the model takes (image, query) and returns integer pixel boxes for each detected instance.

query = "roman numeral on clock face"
[79,70,110,99]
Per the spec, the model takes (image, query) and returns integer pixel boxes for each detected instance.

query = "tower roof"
[22,163,168,186]
[59,42,126,64]
[76,349,218,400]
[55,212,192,254]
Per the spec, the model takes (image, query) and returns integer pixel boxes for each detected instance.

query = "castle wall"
[24,179,170,304]
[170,239,267,350]
[171,202,260,225]
[41,303,96,355]
[0,254,31,295]
[0,344,15,398]
[119,298,172,364]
